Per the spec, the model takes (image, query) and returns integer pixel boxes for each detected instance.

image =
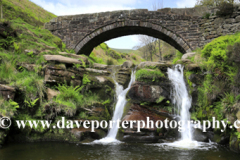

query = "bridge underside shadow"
[74,24,192,56]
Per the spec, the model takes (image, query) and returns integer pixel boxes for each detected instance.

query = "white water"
[91,68,136,144]
[165,64,199,148]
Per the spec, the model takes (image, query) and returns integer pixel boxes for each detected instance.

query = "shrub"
[107,59,114,65]
[216,2,234,17]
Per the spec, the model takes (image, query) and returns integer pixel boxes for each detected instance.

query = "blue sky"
[31,0,197,49]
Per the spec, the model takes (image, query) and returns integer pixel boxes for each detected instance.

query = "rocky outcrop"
[0,85,16,100]
[116,68,131,89]
[138,61,172,72]
[59,52,89,65]
[127,82,171,104]
[121,104,174,143]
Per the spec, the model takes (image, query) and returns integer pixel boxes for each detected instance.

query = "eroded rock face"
[116,68,131,89]
[0,84,15,100]
[121,104,174,143]
[127,82,170,104]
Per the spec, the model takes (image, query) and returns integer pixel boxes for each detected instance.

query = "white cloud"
[31,0,136,16]
[176,0,197,8]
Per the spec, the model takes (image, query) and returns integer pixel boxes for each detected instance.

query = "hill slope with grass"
[1,0,56,26]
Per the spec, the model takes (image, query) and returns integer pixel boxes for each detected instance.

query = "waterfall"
[92,67,136,144]
[167,64,192,141]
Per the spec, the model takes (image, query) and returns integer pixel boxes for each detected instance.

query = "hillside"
[1,0,56,26]
[134,39,178,62]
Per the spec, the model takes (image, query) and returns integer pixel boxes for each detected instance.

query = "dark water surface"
[0,142,238,160]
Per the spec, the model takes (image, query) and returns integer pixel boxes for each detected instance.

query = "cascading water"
[167,64,192,141]
[161,64,200,148]
[92,67,136,144]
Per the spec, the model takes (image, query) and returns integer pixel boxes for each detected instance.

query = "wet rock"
[230,133,240,153]
[127,82,170,103]
[0,84,16,100]
[121,61,133,69]
[121,104,173,142]
[71,128,107,141]
[192,128,208,142]
[188,74,204,85]
[47,88,59,100]
[116,68,131,89]
[181,52,196,60]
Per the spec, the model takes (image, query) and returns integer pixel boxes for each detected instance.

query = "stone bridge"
[44,8,240,55]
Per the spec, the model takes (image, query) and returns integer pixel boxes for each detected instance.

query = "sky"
[31,0,197,49]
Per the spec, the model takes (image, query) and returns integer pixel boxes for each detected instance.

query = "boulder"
[59,52,89,65]
[43,55,83,65]
[230,133,240,153]
[192,128,208,142]
[181,52,196,60]
[121,61,134,69]
[47,88,60,100]
[127,82,170,103]
[0,85,15,100]
[70,128,106,141]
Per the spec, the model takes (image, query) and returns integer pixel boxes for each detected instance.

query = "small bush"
[136,69,165,82]
[216,2,234,17]
[203,13,211,19]
[107,59,114,65]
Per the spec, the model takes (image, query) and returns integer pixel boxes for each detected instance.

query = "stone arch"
[74,20,192,55]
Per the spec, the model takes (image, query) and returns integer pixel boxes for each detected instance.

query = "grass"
[136,68,165,82]
[48,84,101,117]
[1,0,56,26]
